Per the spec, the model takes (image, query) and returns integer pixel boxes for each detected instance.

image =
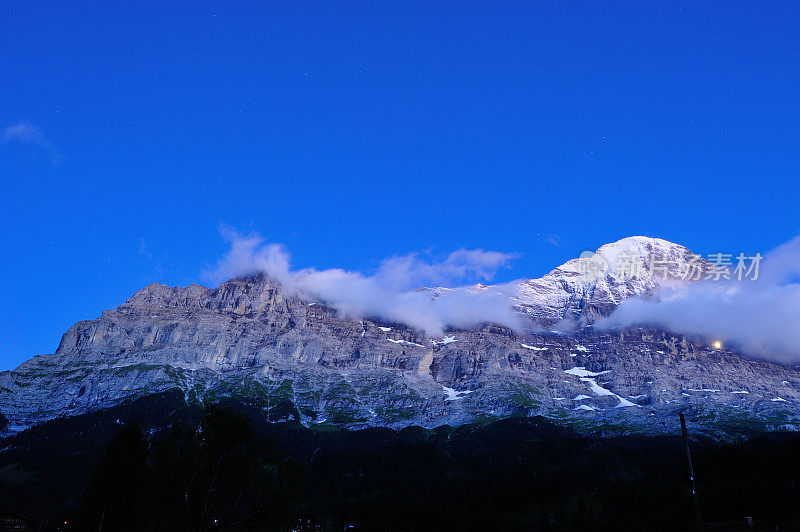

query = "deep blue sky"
[1,2,799,369]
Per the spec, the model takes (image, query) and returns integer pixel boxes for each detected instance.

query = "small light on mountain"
[712,341,722,350]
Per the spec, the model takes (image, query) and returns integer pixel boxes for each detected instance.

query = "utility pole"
[680,413,703,531]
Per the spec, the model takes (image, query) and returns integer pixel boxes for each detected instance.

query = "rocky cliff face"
[1,237,797,436]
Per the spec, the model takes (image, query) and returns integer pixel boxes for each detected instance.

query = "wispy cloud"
[2,122,60,164]
[546,234,562,247]
[138,238,153,260]
[202,226,523,335]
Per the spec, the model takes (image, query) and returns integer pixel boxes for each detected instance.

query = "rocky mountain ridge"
[1,236,798,436]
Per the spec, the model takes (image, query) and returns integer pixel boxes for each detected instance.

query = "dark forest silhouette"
[2,392,800,531]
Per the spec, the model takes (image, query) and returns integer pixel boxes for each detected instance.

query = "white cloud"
[2,122,60,163]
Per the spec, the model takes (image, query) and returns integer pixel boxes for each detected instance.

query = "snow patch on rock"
[442,385,474,402]
[521,344,548,351]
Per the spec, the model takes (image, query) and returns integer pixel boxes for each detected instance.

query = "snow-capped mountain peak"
[512,236,707,327]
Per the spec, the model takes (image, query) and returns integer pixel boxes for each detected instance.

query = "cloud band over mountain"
[205,227,800,363]
[203,227,523,335]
